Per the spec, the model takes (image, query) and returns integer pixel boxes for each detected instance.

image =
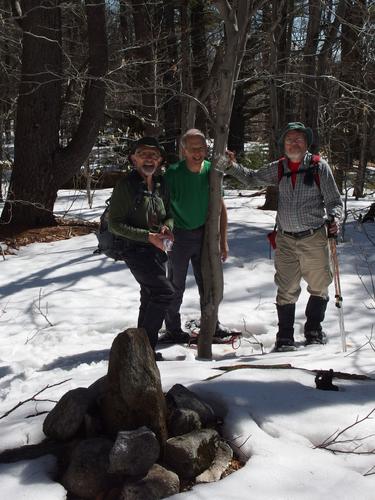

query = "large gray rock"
[87,375,108,404]
[166,384,216,426]
[165,428,219,479]
[61,437,114,499]
[43,387,91,440]
[100,329,168,446]
[167,408,202,437]
[195,440,233,483]
[120,464,180,500]
[108,427,160,476]
[84,377,109,438]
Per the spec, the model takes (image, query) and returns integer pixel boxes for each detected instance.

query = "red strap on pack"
[277,157,286,183]
[278,155,321,188]
[311,154,321,188]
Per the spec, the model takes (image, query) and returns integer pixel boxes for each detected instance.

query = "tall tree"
[160,0,180,156]
[259,0,295,210]
[1,0,108,228]
[179,0,193,133]
[0,1,21,201]
[190,0,210,134]
[129,0,159,135]
[301,0,322,151]
[198,0,254,359]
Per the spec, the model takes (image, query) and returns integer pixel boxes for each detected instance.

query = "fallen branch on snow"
[0,378,71,420]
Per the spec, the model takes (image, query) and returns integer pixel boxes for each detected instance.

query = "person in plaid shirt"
[219,122,343,351]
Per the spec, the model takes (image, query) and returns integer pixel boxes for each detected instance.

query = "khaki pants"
[275,226,332,305]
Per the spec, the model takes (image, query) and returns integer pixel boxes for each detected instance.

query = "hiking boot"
[276,303,295,339]
[158,329,190,344]
[304,296,328,333]
[305,330,327,346]
[274,304,296,352]
[154,352,164,361]
[215,322,233,338]
[274,339,297,352]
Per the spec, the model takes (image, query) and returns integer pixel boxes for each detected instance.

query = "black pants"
[123,245,175,349]
[165,227,205,333]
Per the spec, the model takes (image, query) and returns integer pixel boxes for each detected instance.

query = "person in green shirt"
[108,137,174,360]
[160,128,229,343]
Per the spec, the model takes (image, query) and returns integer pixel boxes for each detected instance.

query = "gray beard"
[141,165,157,177]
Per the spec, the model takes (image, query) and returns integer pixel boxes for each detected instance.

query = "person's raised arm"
[216,151,278,188]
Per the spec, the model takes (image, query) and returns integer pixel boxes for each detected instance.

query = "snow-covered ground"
[0,188,374,499]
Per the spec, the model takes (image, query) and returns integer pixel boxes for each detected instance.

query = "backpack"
[94,198,129,261]
[278,154,321,189]
[94,171,168,260]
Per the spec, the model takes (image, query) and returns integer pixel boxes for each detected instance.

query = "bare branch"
[10,0,22,19]
[33,288,54,327]
[0,379,71,420]
[238,319,265,354]
[315,408,375,455]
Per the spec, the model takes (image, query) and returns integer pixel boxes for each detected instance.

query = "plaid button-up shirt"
[226,153,343,233]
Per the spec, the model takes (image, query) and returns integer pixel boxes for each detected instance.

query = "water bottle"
[163,238,173,252]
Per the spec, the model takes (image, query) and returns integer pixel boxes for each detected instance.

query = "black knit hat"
[130,136,165,156]
[278,122,313,149]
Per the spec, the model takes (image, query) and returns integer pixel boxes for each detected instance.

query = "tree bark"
[180,1,192,133]
[161,0,180,157]
[263,0,295,212]
[268,0,294,156]
[353,106,368,199]
[301,0,321,152]
[329,0,364,193]
[1,0,108,228]
[228,85,246,155]
[198,0,252,359]
[129,0,158,135]
[191,0,209,134]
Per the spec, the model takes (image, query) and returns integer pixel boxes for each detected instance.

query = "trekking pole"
[328,234,347,352]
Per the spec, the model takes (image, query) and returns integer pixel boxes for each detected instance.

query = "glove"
[216,154,231,172]
[216,150,238,172]
[326,216,340,236]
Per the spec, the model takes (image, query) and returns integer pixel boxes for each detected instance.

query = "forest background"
[0,0,374,230]
[1,4,375,494]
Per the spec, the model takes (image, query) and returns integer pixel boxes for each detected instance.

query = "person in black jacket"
[108,137,174,360]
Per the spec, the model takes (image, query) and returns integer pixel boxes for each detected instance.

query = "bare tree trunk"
[0,163,3,203]
[180,1,192,134]
[301,0,321,152]
[0,117,4,202]
[198,0,252,359]
[130,0,158,135]
[228,85,246,155]
[268,0,294,154]
[161,0,180,157]
[191,0,209,134]
[1,0,108,228]
[353,106,368,199]
[83,158,94,208]
[3,0,63,226]
[119,0,132,48]
[329,0,364,193]
[263,0,295,212]
[182,2,222,135]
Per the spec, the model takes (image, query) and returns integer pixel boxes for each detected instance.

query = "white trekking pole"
[328,236,346,352]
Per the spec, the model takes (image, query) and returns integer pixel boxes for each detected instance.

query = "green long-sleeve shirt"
[108,169,173,244]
